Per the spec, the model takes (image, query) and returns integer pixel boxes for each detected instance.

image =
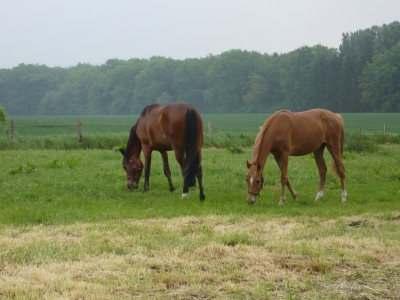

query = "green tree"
[104,58,147,114]
[280,45,340,111]
[1,64,66,115]
[360,41,400,112]
[172,57,213,112]
[132,57,180,113]
[338,21,400,112]
[0,105,9,135]
[243,54,284,113]
[204,50,265,113]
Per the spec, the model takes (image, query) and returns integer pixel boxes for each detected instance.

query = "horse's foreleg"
[143,148,152,192]
[314,146,327,201]
[286,178,297,200]
[274,153,298,204]
[160,151,175,192]
[275,153,290,205]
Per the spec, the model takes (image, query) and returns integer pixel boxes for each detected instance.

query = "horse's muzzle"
[127,183,139,190]
[246,195,256,204]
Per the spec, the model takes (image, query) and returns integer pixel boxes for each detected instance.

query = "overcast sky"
[1,0,399,69]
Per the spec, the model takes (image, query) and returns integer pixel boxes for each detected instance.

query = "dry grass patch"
[1,215,400,299]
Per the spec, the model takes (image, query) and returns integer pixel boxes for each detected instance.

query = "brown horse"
[120,102,205,201]
[246,109,346,205]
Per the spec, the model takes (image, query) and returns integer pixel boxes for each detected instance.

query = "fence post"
[384,122,386,135]
[208,121,213,144]
[77,119,82,142]
[358,124,362,135]
[10,119,14,145]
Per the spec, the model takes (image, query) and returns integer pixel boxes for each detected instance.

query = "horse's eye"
[257,180,260,184]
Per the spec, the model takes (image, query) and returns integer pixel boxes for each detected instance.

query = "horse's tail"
[183,109,200,187]
[330,114,345,177]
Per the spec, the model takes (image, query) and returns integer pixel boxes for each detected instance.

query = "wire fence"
[1,116,400,150]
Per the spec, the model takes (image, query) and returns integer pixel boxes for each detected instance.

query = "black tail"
[183,109,199,188]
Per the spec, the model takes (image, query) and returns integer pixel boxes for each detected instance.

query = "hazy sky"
[1,0,399,69]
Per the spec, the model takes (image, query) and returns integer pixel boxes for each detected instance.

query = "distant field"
[6,113,400,134]
[1,113,399,150]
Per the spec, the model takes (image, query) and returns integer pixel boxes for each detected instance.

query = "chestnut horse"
[246,109,346,205]
[120,102,205,201]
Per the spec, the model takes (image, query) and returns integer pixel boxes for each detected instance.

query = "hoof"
[182,193,188,199]
[315,191,324,201]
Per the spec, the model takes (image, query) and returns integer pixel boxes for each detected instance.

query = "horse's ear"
[256,162,262,171]
[246,160,251,169]
[119,149,126,157]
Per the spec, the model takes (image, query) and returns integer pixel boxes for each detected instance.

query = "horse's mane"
[124,104,161,159]
[251,110,290,163]
[140,104,160,117]
[124,118,140,160]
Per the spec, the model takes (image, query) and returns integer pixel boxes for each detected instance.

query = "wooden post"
[10,119,14,145]
[358,124,362,135]
[384,122,386,135]
[77,119,82,142]
[208,121,213,144]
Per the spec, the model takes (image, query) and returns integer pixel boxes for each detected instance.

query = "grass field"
[1,113,399,150]
[1,142,400,298]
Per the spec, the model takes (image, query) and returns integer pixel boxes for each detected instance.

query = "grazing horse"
[246,109,346,205]
[120,102,205,201]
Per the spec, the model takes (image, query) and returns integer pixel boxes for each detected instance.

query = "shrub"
[344,132,378,153]
[227,144,244,154]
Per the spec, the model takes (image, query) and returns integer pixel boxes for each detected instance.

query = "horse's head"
[246,161,264,204]
[120,149,143,189]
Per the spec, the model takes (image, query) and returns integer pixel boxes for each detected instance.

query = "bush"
[344,132,378,153]
[227,144,244,154]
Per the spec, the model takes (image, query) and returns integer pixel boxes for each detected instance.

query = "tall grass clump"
[370,133,400,144]
[344,131,379,153]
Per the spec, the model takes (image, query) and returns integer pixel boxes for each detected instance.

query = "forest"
[1,21,400,116]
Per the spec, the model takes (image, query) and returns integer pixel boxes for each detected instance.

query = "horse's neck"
[253,132,272,169]
[128,129,142,158]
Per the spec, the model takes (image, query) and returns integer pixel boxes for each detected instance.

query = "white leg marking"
[315,190,324,201]
[341,190,347,202]
[182,193,188,199]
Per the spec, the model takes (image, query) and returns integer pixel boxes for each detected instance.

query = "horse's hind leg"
[327,144,347,202]
[160,151,175,192]
[173,149,189,198]
[314,145,327,201]
[196,161,205,201]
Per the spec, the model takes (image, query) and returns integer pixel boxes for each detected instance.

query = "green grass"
[1,146,400,299]
[1,113,399,150]
[1,145,399,225]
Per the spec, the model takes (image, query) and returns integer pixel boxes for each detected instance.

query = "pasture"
[1,139,400,298]
[1,113,399,150]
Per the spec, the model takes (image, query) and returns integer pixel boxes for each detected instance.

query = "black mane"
[140,104,160,117]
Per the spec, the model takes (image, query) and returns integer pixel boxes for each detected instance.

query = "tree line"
[1,21,400,116]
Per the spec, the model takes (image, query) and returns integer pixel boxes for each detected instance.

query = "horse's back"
[273,109,342,132]
[137,102,202,150]
[265,109,343,155]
